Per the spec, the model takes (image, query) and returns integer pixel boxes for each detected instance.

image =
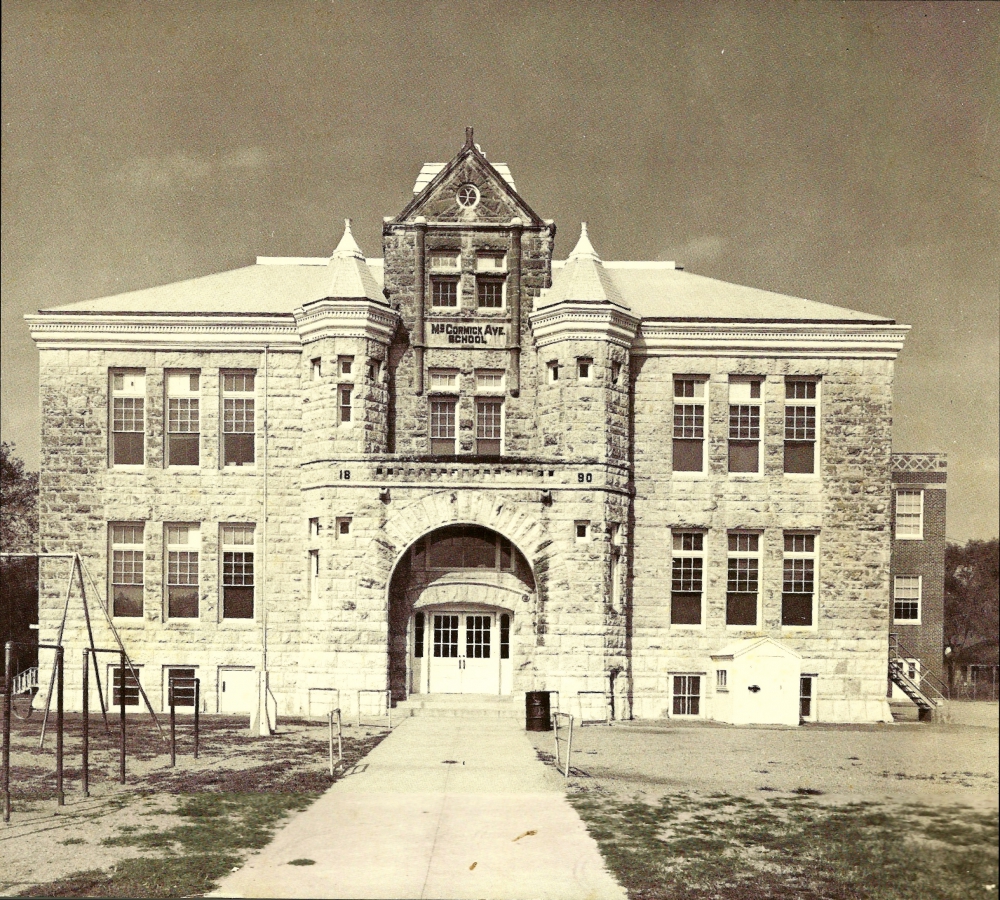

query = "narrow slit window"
[414,612,425,658]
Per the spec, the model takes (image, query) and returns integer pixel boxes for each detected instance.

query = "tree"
[944,538,1000,656]
[0,442,39,662]
[1,441,39,553]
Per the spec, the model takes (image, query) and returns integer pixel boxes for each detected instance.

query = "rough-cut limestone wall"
[381,226,553,457]
[36,347,303,713]
[629,356,895,723]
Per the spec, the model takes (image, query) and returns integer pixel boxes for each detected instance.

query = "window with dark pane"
[784,378,818,474]
[673,378,706,472]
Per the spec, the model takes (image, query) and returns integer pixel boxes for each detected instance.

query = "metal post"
[118,652,126,784]
[552,713,560,771]
[82,651,90,797]
[387,690,391,730]
[3,642,12,824]
[193,679,200,759]
[55,648,64,806]
[565,715,574,779]
[169,689,176,768]
[337,709,343,767]
[328,711,334,777]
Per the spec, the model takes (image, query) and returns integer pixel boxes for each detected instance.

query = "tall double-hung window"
[784,378,819,474]
[782,533,817,627]
[166,371,200,466]
[222,371,255,467]
[476,399,503,455]
[726,533,760,627]
[110,370,145,466]
[895,491,923,539]
[670,532,704,625]
[728,377,762,473]
[165,524,200,618]
[673,378,706,472]
[110,523,144,617]
[221,524,255,619]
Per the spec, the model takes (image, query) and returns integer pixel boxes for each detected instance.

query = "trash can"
[525,690,552,731]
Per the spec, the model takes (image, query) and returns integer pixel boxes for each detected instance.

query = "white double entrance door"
[428,611,499,694]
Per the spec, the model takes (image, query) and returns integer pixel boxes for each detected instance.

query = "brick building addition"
[27,129,940,727]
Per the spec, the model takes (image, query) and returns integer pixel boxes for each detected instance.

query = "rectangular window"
[716,669,728,691]
[336,517,352,537]
[222,371,255,467]
[111,666,141,707]
[784,379,818,474]
[309,549,320,605]
[577,358,593,380]
[476,277,505,309]
[338,356,354,376]
[500,613,511,660]
[165,371,200,467]
[308,517,320,538]
[611,543,624,612]
[671,532,704,625]
[800,676,815,720]
[475,369,505,393]
[339,385,353,423]
[893,575,922,623]
[433,614,459,658]
[672,674,701,716]
[368,359,381,382]
[466,615,491,659]
[413,612,425,658]
[429,251,460,270]
[166,667,197,708]
[476,399,503,455]
[429,368,459,391]
[430,398,457,455]
[311,358,322,381]
[547,361,559,383]
[673,378,706,472]
[165,524,200,619]
[221,524,255,619]
[431,277,459,308]
[111,369,145,466]
[476,251,505,271]
[611,361,622,384]
[726,532,760,627]
[110,523,144,617]
[782,533,817,627]
[728,377,761,473]
[895,490,924,539]
[575,522,589,541]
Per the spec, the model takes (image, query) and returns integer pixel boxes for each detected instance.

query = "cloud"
[115,148,273,191]
[669,235,725,265]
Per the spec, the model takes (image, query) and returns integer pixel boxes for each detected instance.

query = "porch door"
[427,611,499,694]
[462,614,495,693]
[429,614,462,693]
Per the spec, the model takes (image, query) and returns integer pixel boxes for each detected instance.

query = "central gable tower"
[382,129,554,456]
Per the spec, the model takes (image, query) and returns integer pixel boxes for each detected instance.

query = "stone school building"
[28,130,934,727]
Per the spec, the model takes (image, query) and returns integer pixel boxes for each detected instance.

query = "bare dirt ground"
[1,712,387,897]
[529,701,999,809]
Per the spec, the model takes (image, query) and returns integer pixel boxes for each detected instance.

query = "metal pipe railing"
[328,709,343,776]
[551,712,574,778]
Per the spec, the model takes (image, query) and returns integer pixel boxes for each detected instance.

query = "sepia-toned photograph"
[2,2,997,898]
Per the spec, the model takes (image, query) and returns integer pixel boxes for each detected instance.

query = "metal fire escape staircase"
[889,633,947,720]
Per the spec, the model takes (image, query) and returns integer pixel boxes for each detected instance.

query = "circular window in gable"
[456,184,480,209]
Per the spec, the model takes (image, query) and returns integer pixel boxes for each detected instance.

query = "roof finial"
[464,126,475,149]
[331,217,364,260]
[568,221,601,263]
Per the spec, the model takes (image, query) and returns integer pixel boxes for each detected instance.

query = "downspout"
[261,344,271,732]
[414,217,427,394]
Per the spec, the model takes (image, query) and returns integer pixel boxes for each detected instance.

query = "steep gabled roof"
[392,128,544,226]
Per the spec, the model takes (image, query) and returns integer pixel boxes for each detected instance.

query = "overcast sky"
[2,1,997,540]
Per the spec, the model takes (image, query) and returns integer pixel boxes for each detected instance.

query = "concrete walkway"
[210,716,626,900]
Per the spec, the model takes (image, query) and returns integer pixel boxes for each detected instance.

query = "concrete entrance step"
[397,693,524,719]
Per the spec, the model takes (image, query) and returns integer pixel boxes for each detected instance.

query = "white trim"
[529,303,640,349]
[892,574,923,625]
[894,489,924,540]
[780,531,820,632]
[669,672,704,718]
[634,322,909,359]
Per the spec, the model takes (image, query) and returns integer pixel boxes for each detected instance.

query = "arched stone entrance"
[388,524,536,700]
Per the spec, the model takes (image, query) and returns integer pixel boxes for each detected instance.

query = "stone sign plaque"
[427,320,508,348]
